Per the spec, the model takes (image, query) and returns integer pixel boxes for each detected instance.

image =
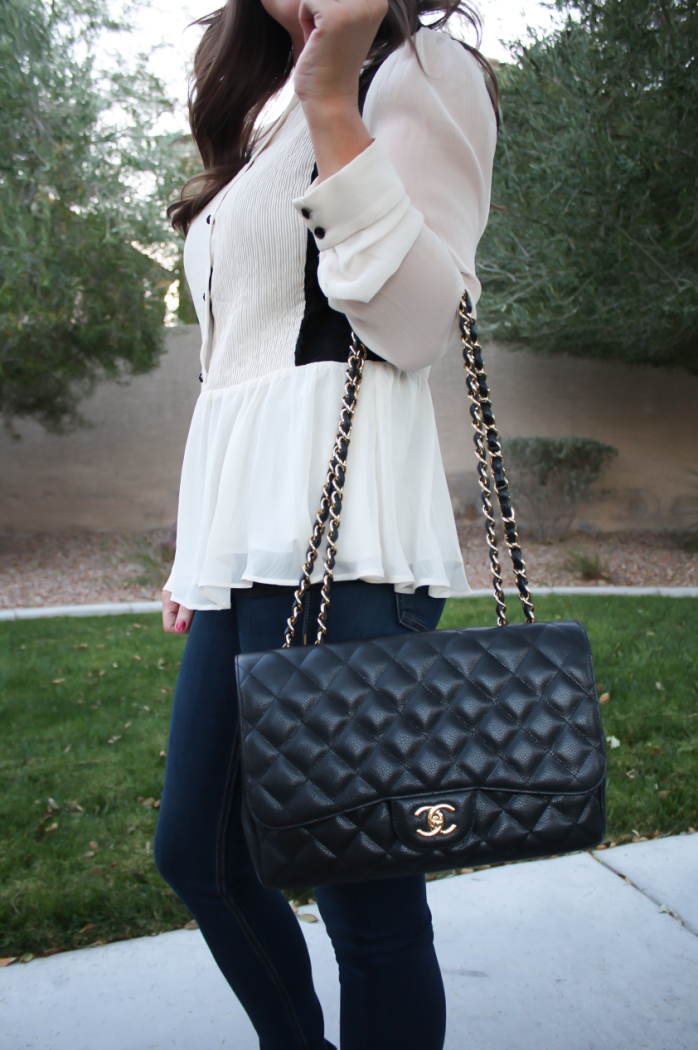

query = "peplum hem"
[166,360,470,610]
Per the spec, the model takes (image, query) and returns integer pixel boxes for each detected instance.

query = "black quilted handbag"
[235,293,607,890]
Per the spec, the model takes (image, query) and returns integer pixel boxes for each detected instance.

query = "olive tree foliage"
[478,0,698,372]
[0,0,194,433]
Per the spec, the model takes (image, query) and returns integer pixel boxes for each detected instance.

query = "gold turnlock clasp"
[415,803,457,838]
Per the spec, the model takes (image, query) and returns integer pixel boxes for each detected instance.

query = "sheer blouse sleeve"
[292,27,498,372]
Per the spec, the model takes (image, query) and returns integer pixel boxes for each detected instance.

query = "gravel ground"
[0,529,174,610]
[0,524,696,609]
[456,519,698,591]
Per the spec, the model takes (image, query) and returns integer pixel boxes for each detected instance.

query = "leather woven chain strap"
[283,291,535,648]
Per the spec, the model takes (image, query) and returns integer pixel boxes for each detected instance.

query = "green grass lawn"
[1,596,697,958]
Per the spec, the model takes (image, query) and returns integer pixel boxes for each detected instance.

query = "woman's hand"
[295,0,388,108]
[294,0,388,181]
[162,590,194,635]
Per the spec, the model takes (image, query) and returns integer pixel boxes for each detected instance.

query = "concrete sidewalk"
[1,836,696,1050]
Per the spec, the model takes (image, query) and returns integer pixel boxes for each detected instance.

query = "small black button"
[314,226,326,239]
[206,214,211,224]
[301,207,310,219]
[199,372,203,383]
[202,292,206,301]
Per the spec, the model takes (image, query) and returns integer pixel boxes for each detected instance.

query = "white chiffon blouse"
[165,27,497,611]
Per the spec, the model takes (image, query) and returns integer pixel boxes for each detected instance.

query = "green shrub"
[563,549,613,583]
[501,436,619,543]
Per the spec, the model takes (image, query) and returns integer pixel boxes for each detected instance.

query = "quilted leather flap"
[236,621,604,830]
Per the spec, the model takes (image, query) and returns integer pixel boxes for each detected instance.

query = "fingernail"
[175,620,186,633]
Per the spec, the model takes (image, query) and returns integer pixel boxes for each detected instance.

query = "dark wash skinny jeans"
[154,581,447,1050]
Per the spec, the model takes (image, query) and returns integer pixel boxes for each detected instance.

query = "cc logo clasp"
[415,803,457,838]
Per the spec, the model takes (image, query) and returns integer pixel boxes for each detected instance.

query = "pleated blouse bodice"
[165,27,497,610]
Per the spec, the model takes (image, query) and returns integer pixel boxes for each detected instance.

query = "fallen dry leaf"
[83,850,95,858]
[64,743,72,753]
[159,750,167,758]
[47,798,59,812]
[45,822,58,833]
[183,919,198,930]
[79,923,95,934]
[655,682,664,691]
[599,693,611,704]
[98,670,106,677]
[89,840,98,850]
[0,958,17,967]
[19,953,34,963]
[458,868,475,874]
[52,678,65,685]
[606,735,621,749]
[297,913,319,924]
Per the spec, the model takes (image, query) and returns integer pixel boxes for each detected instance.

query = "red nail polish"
[175,619,186,632]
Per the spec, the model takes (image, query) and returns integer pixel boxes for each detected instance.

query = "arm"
[294,30,498,371]
[295,0,386,181]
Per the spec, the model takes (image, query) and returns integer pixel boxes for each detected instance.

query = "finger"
[174,605,195,635]
[162,591,179,633]
[298,0,317,42]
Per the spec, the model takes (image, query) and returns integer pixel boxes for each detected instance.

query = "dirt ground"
[0,522,696,610]
[456,519,698,591]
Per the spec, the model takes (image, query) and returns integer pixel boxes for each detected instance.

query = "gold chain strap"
[458,295,535,626]
[283,332,367,647]
[283,291,534,648]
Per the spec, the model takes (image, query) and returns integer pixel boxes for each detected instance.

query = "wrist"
[301,97,372,182]
[300,95,363,128]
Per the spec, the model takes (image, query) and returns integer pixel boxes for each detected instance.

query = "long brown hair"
[168,0,499,234]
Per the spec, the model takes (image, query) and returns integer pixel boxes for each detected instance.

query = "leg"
[315,875,446,1050]
[154,606,328,1050]
[309,583,447,1050]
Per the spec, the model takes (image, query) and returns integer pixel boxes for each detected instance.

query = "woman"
[155,0,498,1047]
